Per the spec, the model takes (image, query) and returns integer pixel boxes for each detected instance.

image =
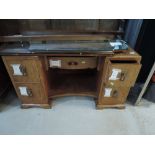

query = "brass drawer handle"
[19,65,27,76]
[68,61,78,66]
[112,90,118,97]
[120,71,126,81]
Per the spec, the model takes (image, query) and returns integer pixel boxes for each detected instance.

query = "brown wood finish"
[0,19,141,109]
[3,56,41,83]
[96,104,125,109]
[1,47,141,109]
[96,50,142,109]
[48,57,97,69]
[15,83,45,104]
[21,103,51,109]
[109,47,142,63]
[96,57,111,107]
[47,68,97,98]
[107,62,141,87]
[100,87,131,106]
[2,56,50,108]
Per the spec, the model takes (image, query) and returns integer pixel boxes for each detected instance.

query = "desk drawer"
[107,62,141,87]
[48,57,97,69]
[15,83,43,104]
[3,56,40,83]
[101,86,130,105]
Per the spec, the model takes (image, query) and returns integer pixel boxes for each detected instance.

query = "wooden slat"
[0,31,123,42]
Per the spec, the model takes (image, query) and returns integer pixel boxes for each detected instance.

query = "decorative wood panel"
[3,56,41,83]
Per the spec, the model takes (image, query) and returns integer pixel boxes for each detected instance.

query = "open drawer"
[107,60,141,87]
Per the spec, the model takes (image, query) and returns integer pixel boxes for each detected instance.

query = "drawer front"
[107,63,141,87]
[3,56,40,83]
[48,57,97,69]
[101,87,130,105]
[15,83,43,104]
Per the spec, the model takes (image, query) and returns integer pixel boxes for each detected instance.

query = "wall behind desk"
[0,19,122,36]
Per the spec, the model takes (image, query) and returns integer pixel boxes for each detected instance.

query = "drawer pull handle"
[68,62,78,66]
[19,87,32,97]
[120,72,126,81]
[27,88,33,97]
[19,65,27,76]
[112,90,118,97]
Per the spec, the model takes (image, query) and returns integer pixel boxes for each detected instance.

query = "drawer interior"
[110,60,138,64]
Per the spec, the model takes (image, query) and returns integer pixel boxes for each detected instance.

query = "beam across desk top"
[0,40,128,55]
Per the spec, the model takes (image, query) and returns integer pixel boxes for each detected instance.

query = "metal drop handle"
[68,61,78,65]
[112,90,118,97]
[27,88,33,97]
[120,71,126,81]
[19,65,27,76]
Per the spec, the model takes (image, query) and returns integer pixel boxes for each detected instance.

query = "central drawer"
[48,57,97,69]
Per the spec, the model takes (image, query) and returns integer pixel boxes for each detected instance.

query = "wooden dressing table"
[0,34,141,109]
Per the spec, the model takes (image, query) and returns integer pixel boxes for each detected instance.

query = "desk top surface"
[0,40,128,56]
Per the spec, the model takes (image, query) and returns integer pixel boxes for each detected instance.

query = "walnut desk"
[0,38,141,109]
